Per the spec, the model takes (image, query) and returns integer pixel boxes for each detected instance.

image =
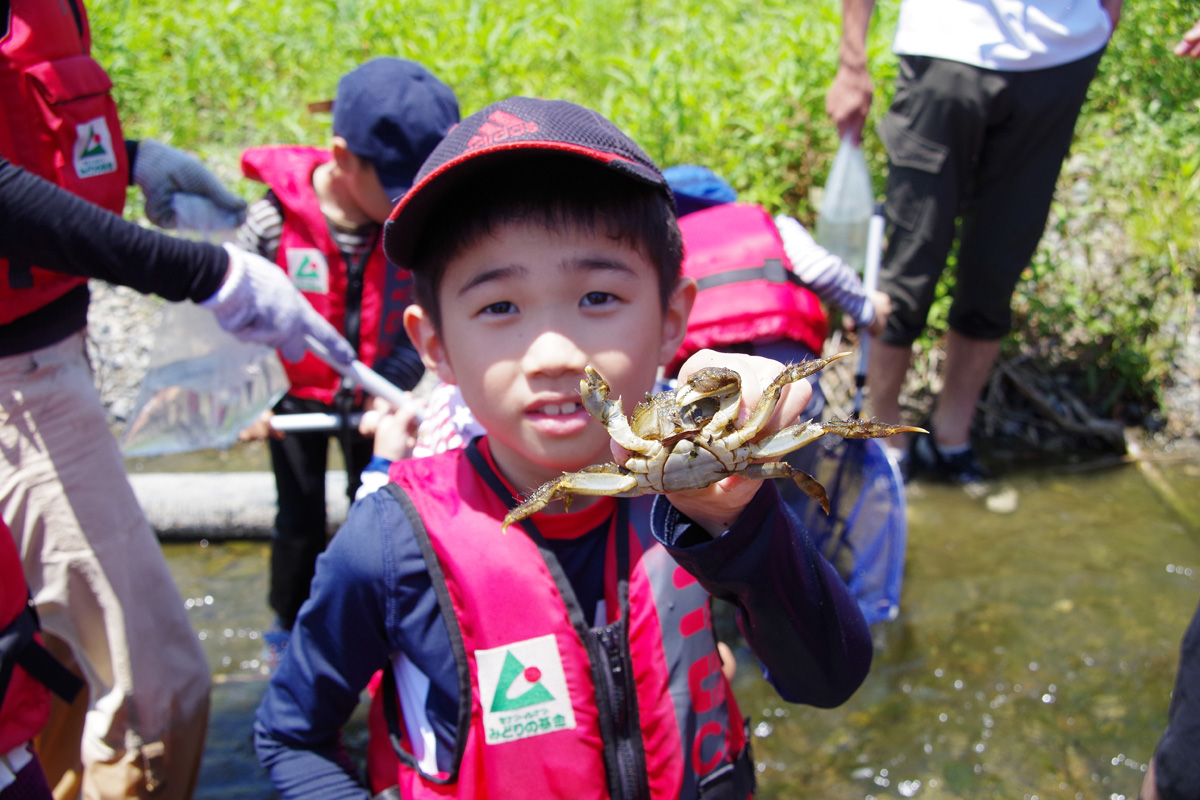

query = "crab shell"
[502,353,924,531]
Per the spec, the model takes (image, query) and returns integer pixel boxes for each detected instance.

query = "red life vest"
[0,520,84,753]
[366,441,754,800]
[241,146,411,403]
[0,0,129,324]
[0,524,44,752]
[671,203,827,374]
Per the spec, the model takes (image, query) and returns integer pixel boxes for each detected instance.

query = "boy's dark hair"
[410,155,682,331]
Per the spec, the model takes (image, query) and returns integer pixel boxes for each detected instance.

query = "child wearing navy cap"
[254,96,873,799]
[234,58,459,648]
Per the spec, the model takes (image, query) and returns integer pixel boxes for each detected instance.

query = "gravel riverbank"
[88,271,1200,461]
[88,281,162,427]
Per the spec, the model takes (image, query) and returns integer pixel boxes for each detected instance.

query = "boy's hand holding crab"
[653,351,813,537]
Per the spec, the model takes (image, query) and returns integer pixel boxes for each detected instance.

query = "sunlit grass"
[91,0,1199,422]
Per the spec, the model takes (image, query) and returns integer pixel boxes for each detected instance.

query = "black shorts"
[877,49,1104,345]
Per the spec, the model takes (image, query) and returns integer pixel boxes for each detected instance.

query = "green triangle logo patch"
[490,650,555,711]
[477,634,576,743]
[80,126,107,158]
[294,256,319,279]
[72,117,117,178]
[286,249,329,292]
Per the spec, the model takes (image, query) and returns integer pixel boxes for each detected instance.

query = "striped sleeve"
[775,214,874,328]
[236,192,285,261]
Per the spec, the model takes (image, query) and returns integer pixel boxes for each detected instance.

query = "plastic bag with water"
[120,300,289,457]
[815,135,875,273]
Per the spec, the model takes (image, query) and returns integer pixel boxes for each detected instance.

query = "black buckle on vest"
[0,604,85,705]
[696,722,756,800]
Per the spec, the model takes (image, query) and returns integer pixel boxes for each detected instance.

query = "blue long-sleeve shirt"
[254,451,872,798]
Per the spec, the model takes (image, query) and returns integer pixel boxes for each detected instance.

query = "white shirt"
[892,0,1112,71]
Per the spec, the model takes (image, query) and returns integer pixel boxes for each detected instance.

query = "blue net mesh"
[784,436,907,626]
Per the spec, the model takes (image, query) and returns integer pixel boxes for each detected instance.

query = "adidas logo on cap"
[466,110,541,152]
[384,96,672,270]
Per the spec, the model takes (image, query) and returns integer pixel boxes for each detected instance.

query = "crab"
[501,353,925,531]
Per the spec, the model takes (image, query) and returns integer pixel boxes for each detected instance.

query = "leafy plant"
[89,0,1199,438]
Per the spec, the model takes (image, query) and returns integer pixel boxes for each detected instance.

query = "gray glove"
[133,139,247,229]
[201,244,357,365]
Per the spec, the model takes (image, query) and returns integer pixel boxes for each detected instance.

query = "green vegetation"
[93,0,1198,432]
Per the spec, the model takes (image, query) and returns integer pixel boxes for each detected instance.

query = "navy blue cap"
[663,164,737,217]
[333,58,460,202]
[384,96,670,269]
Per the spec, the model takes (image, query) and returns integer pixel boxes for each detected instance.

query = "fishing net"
[792,435,906,626]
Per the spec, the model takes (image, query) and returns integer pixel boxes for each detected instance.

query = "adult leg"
[944,50,1105,448]
[331,388,372,506]
[1,332,210,800]
[875,56,990,447]
[931,332,1002,448]
[268,396,331,631]
[866,339,913,426]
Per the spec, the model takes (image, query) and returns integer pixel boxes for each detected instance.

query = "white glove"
[201,244,357,365]
[133,139,247,229]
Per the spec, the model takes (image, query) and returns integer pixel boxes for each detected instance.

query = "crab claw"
[675,367,743,435]
[674,367,741,407]
[822,419,928,440]
[580,366,616,424]
[581,366,662,454]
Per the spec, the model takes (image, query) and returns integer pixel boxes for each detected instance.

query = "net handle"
[853,204,886,417]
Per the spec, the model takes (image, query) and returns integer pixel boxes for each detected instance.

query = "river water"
[163,459,1200,799]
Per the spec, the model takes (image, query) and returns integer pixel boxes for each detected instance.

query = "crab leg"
[744,418,923,460]
[502,463,645,532]
[821,419,928,439]
[742,462,831,515]
[744,420,831,459]
[580,367,661,456]
[721,353,852,450]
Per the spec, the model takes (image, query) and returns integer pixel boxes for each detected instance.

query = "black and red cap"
[383,96,671,269]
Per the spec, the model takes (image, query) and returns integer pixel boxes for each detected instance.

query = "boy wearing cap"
[254,97,872,799]
[235,57,459,639]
